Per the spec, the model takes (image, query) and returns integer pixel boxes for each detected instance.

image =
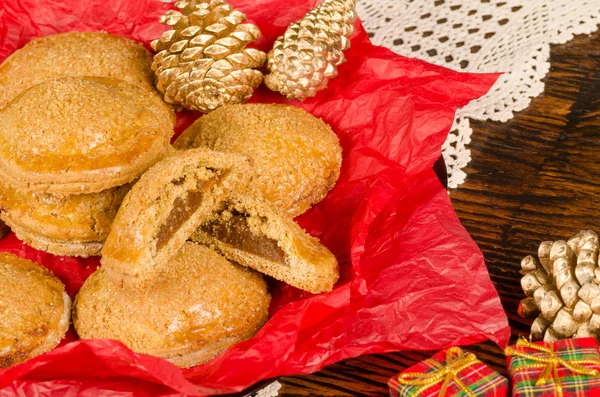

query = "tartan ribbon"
[396,347,479,397]
[505,337,600,397]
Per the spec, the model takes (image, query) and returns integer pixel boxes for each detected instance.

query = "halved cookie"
[192,192,339,294]
[0,253,70,368]
[0,77,175,194]
[0,32,156,109]
[0,180,130,245]
[101,148,252,288]
[174,104,342,216]
[74,242,270,368]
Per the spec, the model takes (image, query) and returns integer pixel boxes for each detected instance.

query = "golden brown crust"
[74,242,270,368]
[0,180,130,243]
[101,148,252,288]
[174,103,342,216]
[192,192,339,294]
[0,32,157,109]
[0,77,175,194]
[8,223,104,257]
[0,253,70,368]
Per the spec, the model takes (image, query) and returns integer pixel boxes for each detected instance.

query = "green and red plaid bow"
[506,337,600,397]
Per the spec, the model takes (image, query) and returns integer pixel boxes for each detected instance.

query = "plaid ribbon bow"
[396,347,480,397]
[505,337,600,397]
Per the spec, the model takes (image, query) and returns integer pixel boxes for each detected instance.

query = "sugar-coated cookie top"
[74,242,270,367]
[0,253,69,368]
[175,103,343,216]
[0,31,156,109]
[0,77,174,194]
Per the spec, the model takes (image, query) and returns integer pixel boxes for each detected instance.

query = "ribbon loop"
[505,337,600,397]
[397,346,479,397]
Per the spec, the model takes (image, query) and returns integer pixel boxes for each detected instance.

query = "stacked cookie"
[0,32,175,256]
[0,31,345,369]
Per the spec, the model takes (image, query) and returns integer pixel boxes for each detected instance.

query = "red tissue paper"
[0,0,510,395]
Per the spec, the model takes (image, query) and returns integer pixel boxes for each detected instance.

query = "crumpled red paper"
[0,0,510,395]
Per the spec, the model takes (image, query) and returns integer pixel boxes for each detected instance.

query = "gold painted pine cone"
[519,230,600,343]
[264,0,358,101]
[151,0,266,112]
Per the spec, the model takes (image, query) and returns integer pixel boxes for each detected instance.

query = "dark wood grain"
[277,28,600,397]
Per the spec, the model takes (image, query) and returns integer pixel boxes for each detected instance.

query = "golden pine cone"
[519,230,600,343]
[264,0,357,101]
[151,0,266,112]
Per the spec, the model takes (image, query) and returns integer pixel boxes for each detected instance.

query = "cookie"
[101,148,252,288]
[0,253,70,368]
[174,104,342,216]
[0,180,130,244]
[0,31,156,109]
[0,77,175,194]
[192,192,339,293]
[74,242,270,368]
[8,223,104,258]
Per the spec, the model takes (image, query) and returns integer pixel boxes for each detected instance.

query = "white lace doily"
[358,0,600,188]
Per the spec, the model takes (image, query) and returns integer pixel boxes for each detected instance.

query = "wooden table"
[277,27,600,397]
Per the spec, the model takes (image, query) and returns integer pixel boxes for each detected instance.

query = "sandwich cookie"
[174,104,342,217]
[0,31,156,109]
[0,181,130,257]
[0,253,70,368]
[74,242,270,368]
[0,77,175,194]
